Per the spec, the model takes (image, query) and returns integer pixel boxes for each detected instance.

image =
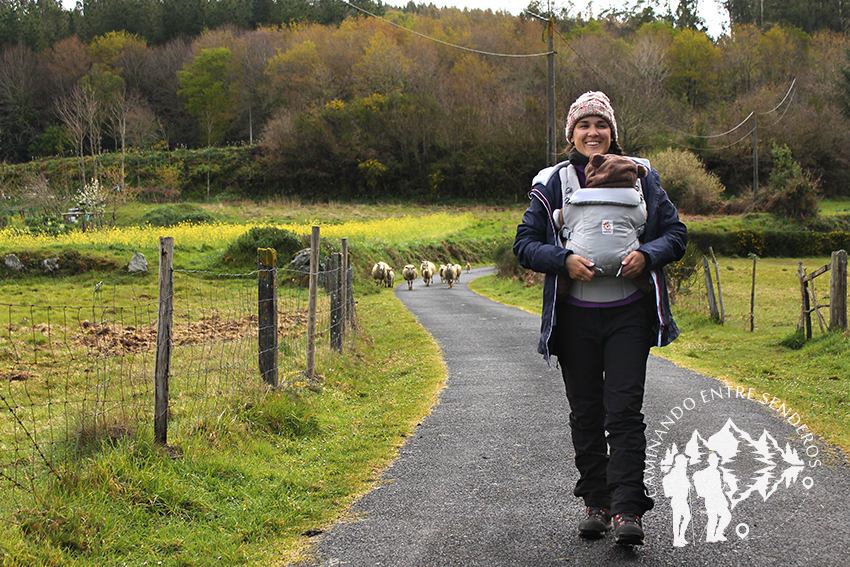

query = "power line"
[340,0,554,58]
[759,78,796,115]
[670,78,796,144]
[552,27,615,90]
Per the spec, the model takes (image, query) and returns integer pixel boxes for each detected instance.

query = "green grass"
[819,197,850,216]
[0,290,446,566]
[470,256,850,457]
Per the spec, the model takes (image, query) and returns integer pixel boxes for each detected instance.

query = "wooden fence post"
[155,237,174,446]
[798,262,812,339]
[749,254,757,332]
[702,256,720,322]
[330,253,342,352]
[341,238,349,340]
[709,247,725,324]
[258,248,278,388]
[830,249,847,331]
[306,227,320,382]
[346,252,356,332]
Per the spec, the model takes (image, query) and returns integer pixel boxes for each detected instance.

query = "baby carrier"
[552,154,649,302]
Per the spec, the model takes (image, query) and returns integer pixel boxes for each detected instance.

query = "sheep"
[453,263,462,283]
[443,262,457,288]
[465,262,471,273]
[402,264,418,290]
[371,261,391,287]
[384,268,395,288]
[420,260,436,286]
[438,264,446,283]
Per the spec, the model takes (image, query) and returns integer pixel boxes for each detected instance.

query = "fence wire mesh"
[0,262,354,504]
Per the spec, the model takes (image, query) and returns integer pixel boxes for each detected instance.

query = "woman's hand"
[565,254,597,282]
[619,250,646,279]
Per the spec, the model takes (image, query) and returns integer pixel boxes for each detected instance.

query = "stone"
[128,252,148,273]
[43,257,59,272]
[4,254,23,271]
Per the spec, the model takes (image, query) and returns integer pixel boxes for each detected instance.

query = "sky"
[382,0,730,38]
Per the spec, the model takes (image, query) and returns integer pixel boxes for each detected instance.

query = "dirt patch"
[73,310,308,355]
[0,371,34,382]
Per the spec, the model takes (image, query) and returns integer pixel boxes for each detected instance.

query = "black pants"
[554,296,655,516]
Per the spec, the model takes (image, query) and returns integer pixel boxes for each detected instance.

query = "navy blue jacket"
[513,158,688,365]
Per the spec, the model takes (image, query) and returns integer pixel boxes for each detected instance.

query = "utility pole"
[546,17,556,165]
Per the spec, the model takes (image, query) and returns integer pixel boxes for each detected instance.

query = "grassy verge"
[1,290,446,566]
[469,257,850,458]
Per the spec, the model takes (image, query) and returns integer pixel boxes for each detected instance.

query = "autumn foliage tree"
[3,3,850,204]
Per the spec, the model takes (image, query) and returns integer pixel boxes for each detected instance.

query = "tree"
[80,64,126,181]
[0,44,52,163]
[88,30,149,75]
[45,35,92,97]
[668,29,720,108]
[80,0,161,43]
[718,24,761,96]
[757,26,809,86]
[0,0,69,52]
[161,0,205,43]
[353,32,417,96]
[228,28,280,144]
[178,47,235,147]
[675,0,705,31]
[836,48,850,122]
[724,0,758,28]
[137,37,195,148]
[55,83,96,187]
[177,47,235,198]
[265,40,330,111]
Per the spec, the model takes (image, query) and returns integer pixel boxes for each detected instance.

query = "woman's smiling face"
[572,116,612,157]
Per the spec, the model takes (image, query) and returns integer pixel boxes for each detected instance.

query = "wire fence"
[0,230,354,503]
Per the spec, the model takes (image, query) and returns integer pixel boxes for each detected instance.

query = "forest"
[2,0,850,204]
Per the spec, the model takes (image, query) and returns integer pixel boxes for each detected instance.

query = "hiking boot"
[613,513,645,546]
[578,507,611,539]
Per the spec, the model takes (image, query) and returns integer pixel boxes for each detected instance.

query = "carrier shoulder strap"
[560,164,581,207]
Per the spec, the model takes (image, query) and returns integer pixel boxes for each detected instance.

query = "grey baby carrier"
[552,159,648,302]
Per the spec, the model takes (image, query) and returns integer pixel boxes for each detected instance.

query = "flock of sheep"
[371,260,471,290]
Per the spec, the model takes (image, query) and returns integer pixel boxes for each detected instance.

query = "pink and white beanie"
[565,91,618,144]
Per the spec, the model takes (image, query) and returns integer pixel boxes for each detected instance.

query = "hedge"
[688,230,850,257]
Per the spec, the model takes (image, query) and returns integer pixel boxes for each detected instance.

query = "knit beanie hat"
[565,91,618,144]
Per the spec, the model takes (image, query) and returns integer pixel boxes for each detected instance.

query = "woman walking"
[513,91,687,545]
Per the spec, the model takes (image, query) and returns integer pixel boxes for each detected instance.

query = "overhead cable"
[341,0,554,58]
[552,27,615,90]
[759,78,797,115]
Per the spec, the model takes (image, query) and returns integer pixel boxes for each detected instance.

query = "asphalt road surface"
[294,266,850,567]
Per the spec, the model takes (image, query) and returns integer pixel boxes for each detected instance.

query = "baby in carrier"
[552,154,651,302]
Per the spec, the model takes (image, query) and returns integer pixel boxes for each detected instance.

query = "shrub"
[762,144,820,221]
[223,226,306,268]
[687,229,850,257]
[649,148,725,214]
[138,203,216,227]
[493,242,523,278]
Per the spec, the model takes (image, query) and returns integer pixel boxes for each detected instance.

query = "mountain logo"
[657,418,813,547]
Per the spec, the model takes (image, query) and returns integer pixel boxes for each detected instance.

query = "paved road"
[294,267,850,566]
